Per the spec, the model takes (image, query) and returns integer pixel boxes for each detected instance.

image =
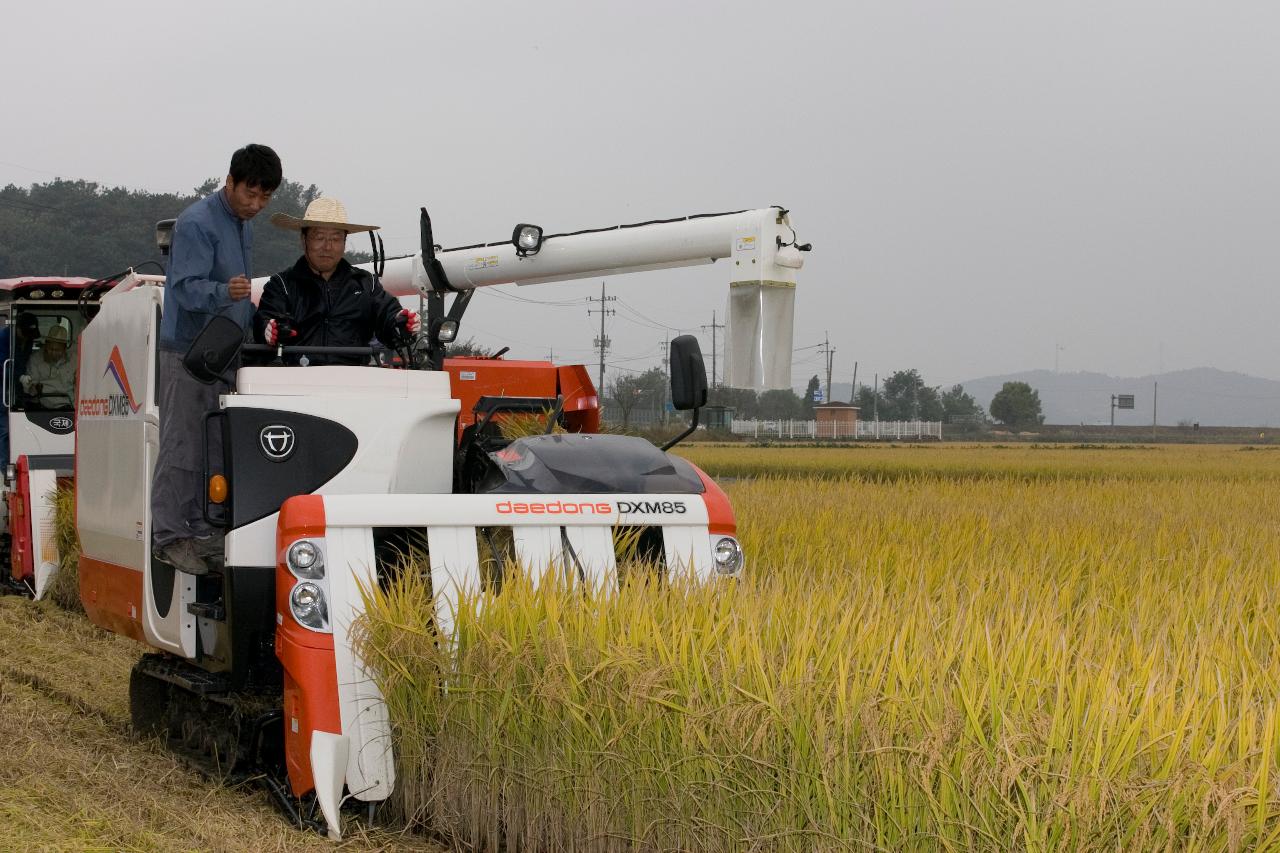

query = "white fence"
[730,419,943,440]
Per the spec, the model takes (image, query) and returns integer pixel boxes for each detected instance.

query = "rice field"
[361,443,1280,851]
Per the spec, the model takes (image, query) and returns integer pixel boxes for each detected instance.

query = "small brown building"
[814,403,859,439]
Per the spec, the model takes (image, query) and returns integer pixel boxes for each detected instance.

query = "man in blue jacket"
[153,144,282,575]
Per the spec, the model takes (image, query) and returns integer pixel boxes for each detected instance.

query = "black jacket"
[253,258,406,365]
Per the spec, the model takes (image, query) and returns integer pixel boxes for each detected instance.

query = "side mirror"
[183,315,244,384]
[669,335,708,411]
[155,219,176,257]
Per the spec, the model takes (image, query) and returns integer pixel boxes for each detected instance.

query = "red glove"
[265,319,297,345]
[398,309,421,335]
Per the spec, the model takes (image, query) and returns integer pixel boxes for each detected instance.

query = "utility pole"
[873,373,879,422]
[1153,381,1158,442]
[817,331,835,403]
[658,335,670,423]
[586,281,615,395]
[850,361,858,405]
[1055,342,1065,373]
[545,348,555,362]
[701,311,725,389]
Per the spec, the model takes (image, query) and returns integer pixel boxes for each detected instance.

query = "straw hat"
[44,325,70,345]
[270,197,378,233]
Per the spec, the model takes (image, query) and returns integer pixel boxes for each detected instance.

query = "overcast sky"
[3,1,1277,389]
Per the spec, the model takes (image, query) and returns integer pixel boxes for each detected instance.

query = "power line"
[615,298,687,333]
[486,287,584,307]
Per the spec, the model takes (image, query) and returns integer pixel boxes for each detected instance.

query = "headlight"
[436,318,459,343]
[287,539,324,579]
[290,581,329,630]
[512,223,544,257]
[713,536,743,576]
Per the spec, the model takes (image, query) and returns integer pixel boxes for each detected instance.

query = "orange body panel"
[444,357,558,428]
[8,457,34,582]
[442,357,599,435]
[557,364,601,433]
[692,464,736,536]
[79,556,147,643]
[277,631,340,796]
[275,495,340,797]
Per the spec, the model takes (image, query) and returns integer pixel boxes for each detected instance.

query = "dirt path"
[0,597,441,852]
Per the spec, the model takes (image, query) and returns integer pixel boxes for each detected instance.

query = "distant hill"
[959,368,1279,427]
[829,368,1280,427]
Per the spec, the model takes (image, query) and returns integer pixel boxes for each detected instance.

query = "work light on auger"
[513,223,544,257]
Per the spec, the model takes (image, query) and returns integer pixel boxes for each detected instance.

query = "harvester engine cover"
[477,434,706,495]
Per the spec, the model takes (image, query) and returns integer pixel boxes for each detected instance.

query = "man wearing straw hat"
[253,197,420,366]
[153,144,282,577]
[19,325,76,409]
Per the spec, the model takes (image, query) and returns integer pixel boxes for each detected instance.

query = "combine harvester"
[0,275,118,598]
[71,205,807,838]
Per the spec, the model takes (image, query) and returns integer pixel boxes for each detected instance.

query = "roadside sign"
[1117,395,1134,409]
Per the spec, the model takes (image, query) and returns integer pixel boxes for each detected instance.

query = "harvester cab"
[0,276,116,597]
[72,205,806,839]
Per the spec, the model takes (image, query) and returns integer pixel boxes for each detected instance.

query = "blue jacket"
[159,189,256,352]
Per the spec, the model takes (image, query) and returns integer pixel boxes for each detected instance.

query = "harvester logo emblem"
[259,425,296,462]
[103,346,142,414]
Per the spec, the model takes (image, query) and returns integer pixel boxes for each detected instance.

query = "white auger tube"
[369,207,803,392]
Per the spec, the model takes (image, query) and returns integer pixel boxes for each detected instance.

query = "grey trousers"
[151,350,229,548]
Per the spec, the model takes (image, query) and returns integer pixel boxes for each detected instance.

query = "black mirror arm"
[661,405,700,451]
[543,394,565,434]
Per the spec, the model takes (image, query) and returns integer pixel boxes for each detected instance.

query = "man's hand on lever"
[396,309,421,341]
[264,319,297,346]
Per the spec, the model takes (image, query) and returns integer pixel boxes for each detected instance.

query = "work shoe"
[192,534,226,570]
[153,539,210,577]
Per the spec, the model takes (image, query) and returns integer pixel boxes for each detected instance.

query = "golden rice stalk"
[44,483,82,614]
[355,444,1280,850]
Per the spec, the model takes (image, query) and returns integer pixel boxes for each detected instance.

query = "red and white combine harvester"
[70,205,806,837]
[0,275,118,598]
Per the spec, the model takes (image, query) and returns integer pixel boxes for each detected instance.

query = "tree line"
[0,177,372,279]
[605,366,1044,430]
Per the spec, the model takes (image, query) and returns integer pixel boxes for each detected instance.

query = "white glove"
[18,375,31,391]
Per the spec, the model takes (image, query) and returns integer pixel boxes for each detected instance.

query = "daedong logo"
[79,346,143,417]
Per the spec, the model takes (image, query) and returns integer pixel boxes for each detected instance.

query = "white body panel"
[309,731,349,841]
[28,468,59,600]
[321,492,715,640]
[76,281,199,656]
[324,526,394,804]
[223,368,458,568]
[7,415,74,465]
